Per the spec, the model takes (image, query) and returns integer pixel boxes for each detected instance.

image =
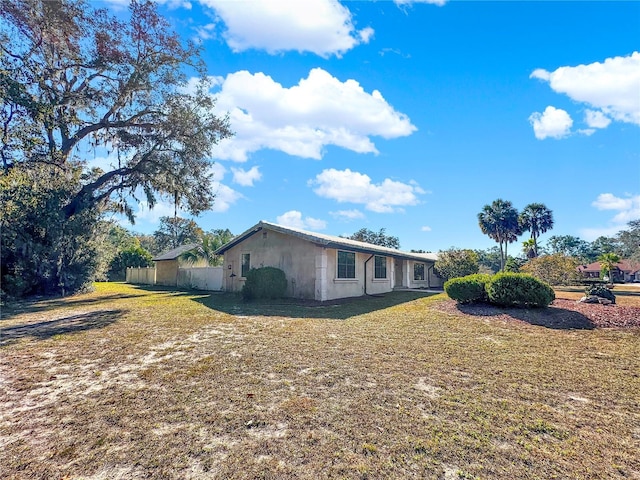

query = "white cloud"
[310,168,425,213]
[231,166,262,187]
[199,0,373,57]
[85,154,118,172]
[584,109,611,129]
[394,0,447,6]
[276,210,327,231]
[210,182,243,212]
[210,68,416,161]
[531,52,640,128]
[330,209,365,221]
[592,193,640,224]
[528,106,573,140]
[134,199,183,224]
[207,163,243,212]
[580,226,623,241]
[581,193,640,240]
[421,226,432,232]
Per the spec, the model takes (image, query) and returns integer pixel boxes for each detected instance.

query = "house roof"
[152,243,198,261]
[214,221,439,262]
[578,259,640,274]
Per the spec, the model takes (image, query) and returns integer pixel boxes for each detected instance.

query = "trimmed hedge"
[241,267,287,300]
[444,274,491,304]
[486,273,555,307]
[585,284,616,304]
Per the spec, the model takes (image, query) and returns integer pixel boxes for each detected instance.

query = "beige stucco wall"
[221,229,441,300]
[156,259,179,286]
[222,230,320,299]
[395,259,443,289]
[222,230,406,301]
[323,250,394,300]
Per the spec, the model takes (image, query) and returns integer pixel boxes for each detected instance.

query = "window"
[241,253,251,277]
[414,262,425,281]
[337,251,356,279]
[374,256,387,279]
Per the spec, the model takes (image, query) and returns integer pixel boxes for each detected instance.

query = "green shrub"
[486,273,555,307]
[241,267,287,300]
[585,284,616,304]
[444,274,491,304]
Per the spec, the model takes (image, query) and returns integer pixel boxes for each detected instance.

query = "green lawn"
[1,282,639,479]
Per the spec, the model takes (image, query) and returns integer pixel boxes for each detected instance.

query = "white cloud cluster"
[581,193,640,240]
[310,168,425,213]
[528,106,573,140]
[330,209,365,221]
[134,199,184,224]
[200,0,373,57]
[276,210,327,230]
[592,193,640,225]
[207,163,243,212]
[210,68,416,161]
[231,166,262,186]
[530,52,640,139]
[421,226,432,232]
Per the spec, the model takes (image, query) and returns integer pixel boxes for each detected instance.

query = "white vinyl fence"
[126,266,223,291]
[177,267,223,291]
[126,267,156,285]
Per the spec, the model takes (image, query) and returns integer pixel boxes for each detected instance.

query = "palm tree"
[478,199,522,271]
[180,229,234,266]
[598,252,620,284]
[522,238,537,259]
[519,203,554,257]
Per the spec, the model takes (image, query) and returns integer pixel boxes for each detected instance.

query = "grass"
[1,282,639,479]
[554,283,640,306]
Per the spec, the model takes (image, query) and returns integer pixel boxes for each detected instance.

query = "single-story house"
[577,259,640,283]
[214,221,443,301]
[152,243,199,286]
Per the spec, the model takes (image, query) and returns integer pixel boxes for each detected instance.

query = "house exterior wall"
[221,229,442,300]
[156,259,179,286]
[323,250,394,300]
[222,230,320,299]
[393,259,443,289]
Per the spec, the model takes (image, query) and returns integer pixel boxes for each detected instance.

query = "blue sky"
[100,0,640,253]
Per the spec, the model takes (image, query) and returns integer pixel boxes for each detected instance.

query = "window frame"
[414,262,425,281]
[241,252,251,278]
[337,250,356,279]
[374,255,387,279]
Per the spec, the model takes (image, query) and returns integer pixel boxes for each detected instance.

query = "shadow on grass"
[453,303,595,330]
[131,285,441,320]
[1,292,143,321]
[0,309,125,347]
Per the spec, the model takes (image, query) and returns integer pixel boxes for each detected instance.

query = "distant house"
[152,244,198,286]
[578,259,640,283]
[214,221,442,301]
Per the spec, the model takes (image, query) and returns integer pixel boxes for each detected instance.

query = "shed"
[152,244,198,287]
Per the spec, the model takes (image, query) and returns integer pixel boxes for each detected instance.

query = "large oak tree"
[0,0,231,296]
[1,0,231,219]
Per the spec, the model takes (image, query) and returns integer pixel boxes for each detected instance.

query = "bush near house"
[486,273,555,307]
[242,267,287,300]
[444,274,491,304]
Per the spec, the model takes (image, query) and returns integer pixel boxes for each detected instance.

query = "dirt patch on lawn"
[435,298,640,329]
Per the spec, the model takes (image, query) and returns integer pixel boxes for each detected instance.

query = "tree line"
[433,200,639,285]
